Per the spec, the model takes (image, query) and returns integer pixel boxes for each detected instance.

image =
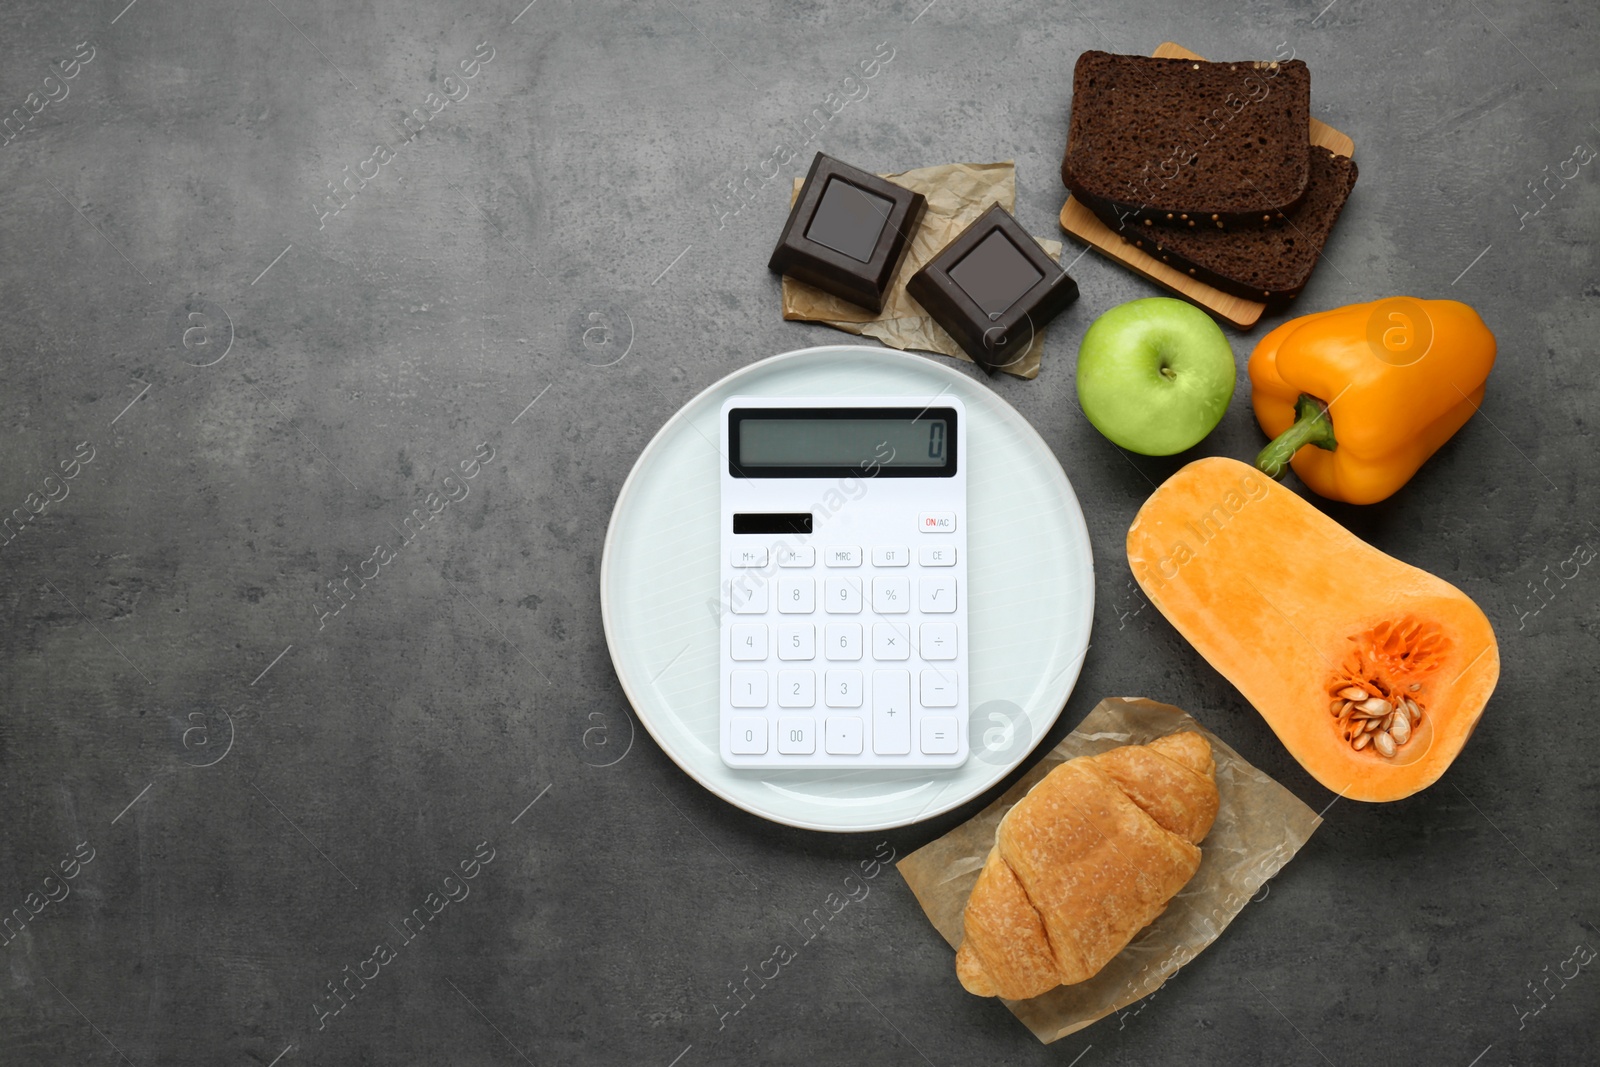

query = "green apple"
[1075,297,1236,455]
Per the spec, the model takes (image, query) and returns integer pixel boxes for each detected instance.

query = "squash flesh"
[1126,457,1498,802]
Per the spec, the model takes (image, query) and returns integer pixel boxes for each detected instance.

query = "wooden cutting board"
[1058,42,1355,331]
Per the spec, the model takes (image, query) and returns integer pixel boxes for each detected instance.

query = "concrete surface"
[1,0,1596,1064]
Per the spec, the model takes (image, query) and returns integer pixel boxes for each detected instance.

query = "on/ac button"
[918,512,956,533]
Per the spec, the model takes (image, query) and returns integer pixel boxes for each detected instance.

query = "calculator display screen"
[729,407,957,478]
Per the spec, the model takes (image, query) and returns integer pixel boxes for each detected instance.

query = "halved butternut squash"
[1126,457,1498,802]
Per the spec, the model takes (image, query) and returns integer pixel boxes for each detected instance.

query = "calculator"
[719,395,969,769]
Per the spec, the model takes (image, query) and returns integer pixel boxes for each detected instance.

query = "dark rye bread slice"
[1079,145,1358,303]
[1063,51,1312,228]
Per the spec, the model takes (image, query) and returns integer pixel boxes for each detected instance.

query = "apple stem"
[1256,393,1337,478]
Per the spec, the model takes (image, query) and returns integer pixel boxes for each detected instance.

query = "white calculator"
[719,395,968,769]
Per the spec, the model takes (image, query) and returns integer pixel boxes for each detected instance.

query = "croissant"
[955,732,1219,999]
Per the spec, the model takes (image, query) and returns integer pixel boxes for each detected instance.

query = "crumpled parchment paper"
[780,161,1063,380]
[896,697,1322,1043]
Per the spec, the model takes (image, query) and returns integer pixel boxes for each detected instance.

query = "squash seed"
[1338,686,1369,701]
[1352,732,1372,751]
[1374,731,1397,757]
[1357,698,1392,716]
[1390,714,1411,744]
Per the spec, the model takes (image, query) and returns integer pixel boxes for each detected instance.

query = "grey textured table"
[1,1,1596,1064]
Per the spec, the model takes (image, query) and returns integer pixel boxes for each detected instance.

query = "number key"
[825,576,862,614]
[777,624,815,661]
[730,670,768,708]
[777,578,816,614]
[825,669,863,708]
[730,623,767,661]
[729,716,768,755]
[825,623,863,661]
[777,716,816,754]
[729,577,767,615]
[778,670,816,708]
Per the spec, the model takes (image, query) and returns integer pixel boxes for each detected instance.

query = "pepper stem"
[1255,393,1338,478]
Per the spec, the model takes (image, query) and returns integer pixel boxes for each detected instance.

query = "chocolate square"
[907,204,1079,374]
[768,153,928,313]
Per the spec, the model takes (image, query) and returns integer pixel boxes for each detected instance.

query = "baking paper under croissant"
[955,732,1219,1000]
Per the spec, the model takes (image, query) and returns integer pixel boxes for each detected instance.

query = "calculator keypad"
[723,540,965,764]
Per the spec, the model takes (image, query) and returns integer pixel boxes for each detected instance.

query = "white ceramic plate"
[600,346,1094,832]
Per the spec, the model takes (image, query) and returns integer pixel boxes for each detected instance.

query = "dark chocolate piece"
[906,204,1079,374]
[769,153,927,312]
[806,179,895,262]
[948,230,1045,317]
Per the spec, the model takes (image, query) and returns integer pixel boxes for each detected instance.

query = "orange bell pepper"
[1249,297,1497,504]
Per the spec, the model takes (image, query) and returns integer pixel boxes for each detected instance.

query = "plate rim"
[599,344,1094,832]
